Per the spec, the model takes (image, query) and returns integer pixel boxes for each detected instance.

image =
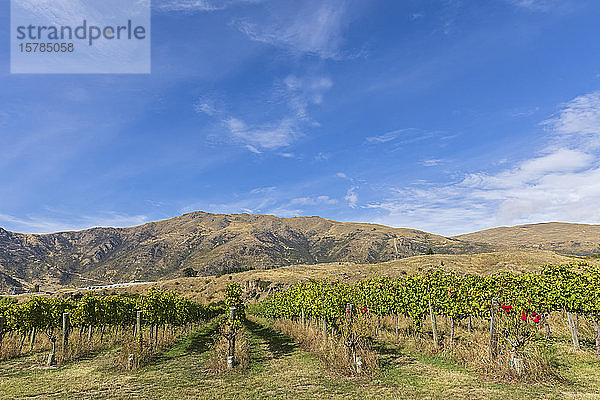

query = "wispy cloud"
[508,0,560,11]
[366,92,600,235]
[365,128,447,150]
[156,0,259,12]
[345,186,358,208]
[290,196,338,206]
[0,212,149,234]
[196,74,333,152]
[225,117,299,150]
[234,0,353,59]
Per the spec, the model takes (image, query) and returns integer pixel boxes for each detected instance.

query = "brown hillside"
[0,212,491,292]
[65,249,588,303]
[454,222,600,256]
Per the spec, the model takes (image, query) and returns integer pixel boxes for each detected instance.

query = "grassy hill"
[2,213,599,294]
[0,212,491,292]
[66,249,590,303]
[455,222,600,256]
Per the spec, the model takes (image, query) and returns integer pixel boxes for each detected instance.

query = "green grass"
[0,319,598,399]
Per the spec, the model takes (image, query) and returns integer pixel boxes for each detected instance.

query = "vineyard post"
[566,311,580,350]
[449,316,455,349]
[395,314,399,337]
[428,299,439,349]
[227,306,236,369]
[30,327,36,350]
[467,316,472,333]
[592,317,600,357]
[301,309,305,328]
[136,309,143,350]
[0,315,4,350]
[488,299,498,360]
[62,312,70,354]
[322,318,328,340]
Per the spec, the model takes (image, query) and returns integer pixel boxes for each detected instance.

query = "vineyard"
[1,264,600,399]
[252,263,600,377]
[0,289,222,367]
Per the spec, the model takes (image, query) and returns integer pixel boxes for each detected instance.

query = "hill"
[65,249,588,303]
[0,212,490,291]
[454,222,600,256]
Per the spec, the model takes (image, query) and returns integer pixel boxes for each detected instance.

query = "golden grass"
[52,249,594,304]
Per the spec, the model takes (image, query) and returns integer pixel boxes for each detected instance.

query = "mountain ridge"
[1,212,598,293]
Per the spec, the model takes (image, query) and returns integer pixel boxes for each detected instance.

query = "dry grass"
[51,249,594,304]
[376,311,598,384]
[205,326,250,373]
[115,324,188,370]
[1,326,125,365]
[267,317,379,376]
[455,222,600,255]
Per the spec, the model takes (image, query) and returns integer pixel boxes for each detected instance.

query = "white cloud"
[543,91,600,145]
[196,74,332,153]
[508,0,560,11]
[156,0,260,12]
[0,212,149,234]
[367,92,600,235]
[366,128,441,148]
[235,0,352,59]
[225,117,299,150]
[291,196,338,206]
[345,186,358,208]
[422,159,443,167]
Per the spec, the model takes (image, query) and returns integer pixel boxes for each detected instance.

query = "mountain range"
[0,212,598,293]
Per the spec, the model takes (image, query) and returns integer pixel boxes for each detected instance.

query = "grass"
[1,316,599,399]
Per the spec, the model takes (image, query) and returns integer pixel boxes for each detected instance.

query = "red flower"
[533,317,541,323]
[521,311,527,321]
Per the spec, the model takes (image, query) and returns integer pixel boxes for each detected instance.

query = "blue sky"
[1,0,600,235]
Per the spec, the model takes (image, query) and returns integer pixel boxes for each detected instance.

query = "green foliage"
[182,267,198,277]
[0,291,222,335]
[253,263,600,335]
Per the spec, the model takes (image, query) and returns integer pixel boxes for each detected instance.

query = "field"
[1,315,599,400]
[53,250,592,303]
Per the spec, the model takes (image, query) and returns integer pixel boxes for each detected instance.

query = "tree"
[182,267,197,278]
[426,248,434,255]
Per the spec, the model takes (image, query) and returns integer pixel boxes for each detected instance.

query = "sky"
[1,0,600,236]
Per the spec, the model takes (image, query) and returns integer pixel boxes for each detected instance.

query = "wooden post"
[489,300,498,360]
[128,353,135,370]
[566,311,580,350]
[428,299,439,349]
[227,306,236,369]
[542,314,551,340]
[301,309,306,328]
[322,318,328,340]
[136,309,143,350]
[449,316,455,349]
[0,315,4,350]
[592,317,600,357]
[30,327,36,350]
[395,314,399,336]
[467,315,472,333]
[62,312,70,354]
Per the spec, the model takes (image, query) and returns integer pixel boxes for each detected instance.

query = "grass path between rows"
[0,318,597,399]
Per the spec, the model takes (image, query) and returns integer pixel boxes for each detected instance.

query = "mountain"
[0,212,491,290]
[454,222,600,256]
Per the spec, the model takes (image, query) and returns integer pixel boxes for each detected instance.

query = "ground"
[1,318,598,400]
